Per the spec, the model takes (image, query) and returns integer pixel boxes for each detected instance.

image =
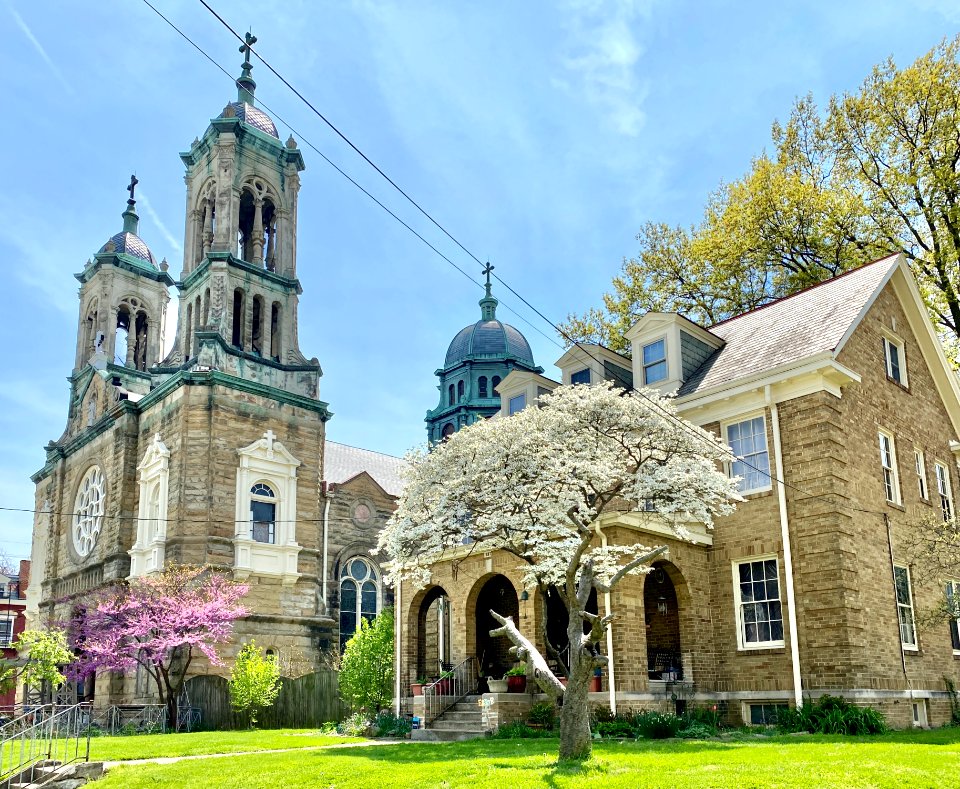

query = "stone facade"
[398,255,960,729]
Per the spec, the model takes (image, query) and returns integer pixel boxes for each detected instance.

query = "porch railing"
[0,703,91,786]
[423,656,478,724]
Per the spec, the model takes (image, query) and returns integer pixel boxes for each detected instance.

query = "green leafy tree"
[0,628,75,694]
[229,641,282,727]
[338,608,394,715]
[563,36,960,362]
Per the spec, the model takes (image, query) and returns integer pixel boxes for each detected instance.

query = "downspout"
[321,490,331,609]
[394,578,402,716]
[594,522,617,714]
[766,385,803,707]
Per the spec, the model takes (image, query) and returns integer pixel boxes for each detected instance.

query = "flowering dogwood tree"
[379,383,741,760]
[70,565,248,729]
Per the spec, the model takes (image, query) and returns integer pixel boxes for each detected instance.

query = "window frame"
[723,414,772,495]
[249,482,277,544]
[946,580,960,654]
[894,564,918,651]
[744,702,788,726]
[915,450,929,501]
[508,393,526,415]
[570,367,591,385]
[732,556,785,651]
[641,337,668,386]
[878,429,901,505]
[882,335,908,387]
[936,461,954,522]
[339,556,382,649]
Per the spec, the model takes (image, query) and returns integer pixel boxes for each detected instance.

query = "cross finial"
[240,31,257,70]
[263,429,276,450]
[482,261,494,293]
[126,174,139,206]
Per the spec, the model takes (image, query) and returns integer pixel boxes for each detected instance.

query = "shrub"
[677,723,716,739]
[633,711,684,739]
[528,702,556,729]
[373,712,412,738]
[684,705,721,731]
[229,640,282,727]
[337,711,373,737]
[777,695,886,735]
[591,706,616,725]
[595,720,636,738]
[339,608,395,714]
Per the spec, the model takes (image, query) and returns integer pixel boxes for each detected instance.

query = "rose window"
[73,466,105,558]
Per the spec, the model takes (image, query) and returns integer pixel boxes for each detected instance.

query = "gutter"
[766,385,803,707]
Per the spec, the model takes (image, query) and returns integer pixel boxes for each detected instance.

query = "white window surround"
[641,336,668,386]
[894,564,918,651]
[234,430,302,585]
[732,556,785,651]
[723,413,772,494]
[936,461,954,522]
[129,434,170,578]
[915,450,928,501]
[912,699,928,727]
[879,430,901,505]
[881,330,908,388]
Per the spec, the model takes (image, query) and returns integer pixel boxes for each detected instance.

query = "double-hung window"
[733,558,784,649]
[642,339,667,385]
[570,368,591,385]
[915,450,928,500]
[894,565,917,649]
[726,416,771,493]
[936,462,954,521]
[0,620,12,648]
[946,580,960,653]
[883,336,907,386]
[509,394,526,415]
[879,430,901,504]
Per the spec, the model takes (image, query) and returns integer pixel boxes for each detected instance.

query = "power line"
[145,1,887,520]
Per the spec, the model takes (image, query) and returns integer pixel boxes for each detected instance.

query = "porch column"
[394,580,402,716]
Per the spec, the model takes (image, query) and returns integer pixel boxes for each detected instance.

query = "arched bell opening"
[270,302,281,361]
[251,295,264,356]
[231,289,245,349]
[644,561,683,681]
[542,584,597,677]
[414,586,451,682]
[133,310,149,371]
[469,574,519,680]
[114,306,131,366]
[237,185,277,267]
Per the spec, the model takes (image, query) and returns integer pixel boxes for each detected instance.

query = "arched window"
[73,466,105,558]
[448,384,455,406]
[184,302,193,362]
[250,482,276,544]
[251,295,264,356]
[478,376,488,398]
[115,307,131,366]
[457,380,464,401]
[232,289,245,349]
[492,376,501,395]
[270,302,281,360]
[339,557,380,649]
[441,423,455,440]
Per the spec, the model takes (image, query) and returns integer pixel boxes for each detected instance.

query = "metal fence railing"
[423,656,478,724]
[0,703,91,786]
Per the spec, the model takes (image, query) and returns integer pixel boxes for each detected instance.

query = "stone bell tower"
[158,32,319,398]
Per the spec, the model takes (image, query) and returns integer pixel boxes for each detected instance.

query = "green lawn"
[78,729,360,761]
[93,728,960,788]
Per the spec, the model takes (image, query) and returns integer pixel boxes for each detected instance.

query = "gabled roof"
[323,441,407,498]
[678,254,901,397]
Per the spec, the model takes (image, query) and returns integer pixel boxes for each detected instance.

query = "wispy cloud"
[559,0,653,136]
[139,193,182,255]
[8,6,74,95]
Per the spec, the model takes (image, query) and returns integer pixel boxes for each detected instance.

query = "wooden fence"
[184,670,349,730]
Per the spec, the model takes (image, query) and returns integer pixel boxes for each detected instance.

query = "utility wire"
[147,1,887,519]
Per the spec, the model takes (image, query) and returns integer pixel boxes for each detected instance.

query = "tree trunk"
[558,618,594,760]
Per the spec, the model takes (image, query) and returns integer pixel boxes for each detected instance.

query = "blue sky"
[1,0,958,562]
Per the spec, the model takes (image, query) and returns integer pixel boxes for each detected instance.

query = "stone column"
[252,200,264,266]
[202,200,213,257]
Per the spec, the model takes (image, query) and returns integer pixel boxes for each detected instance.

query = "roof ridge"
[708,253,899,330]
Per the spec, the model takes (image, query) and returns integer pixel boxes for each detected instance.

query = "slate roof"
[678,254,900,397]
[323,441,408,497]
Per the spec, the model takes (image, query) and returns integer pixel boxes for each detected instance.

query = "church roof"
[323,441,407,498]
[219,101,279,139]
[99,231,159,269]
[678,253,900,397]
[444,319,536,368]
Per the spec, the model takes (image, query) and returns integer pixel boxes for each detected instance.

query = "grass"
[91,727,960,788]
[76,728,361,761]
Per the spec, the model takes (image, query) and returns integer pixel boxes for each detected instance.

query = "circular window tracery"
[73,466,106,558]
[352,502,372,524]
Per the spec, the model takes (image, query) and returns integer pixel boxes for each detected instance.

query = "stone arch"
[466,573,520,679]
[194,179,217,265]
[407,585,451,682]
[643,559,693,682]
[237,177,279,267]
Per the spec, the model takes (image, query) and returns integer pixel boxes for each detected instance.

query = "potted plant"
[504,663,527,693]
[410,677,428,697]
[487,676,508,693]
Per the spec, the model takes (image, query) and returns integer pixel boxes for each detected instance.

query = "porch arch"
[408,585,451,682]
[466,573,519,679]
[643,560,693,681]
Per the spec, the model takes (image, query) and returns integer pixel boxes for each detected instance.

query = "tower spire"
[237,31,258,105]
[479,261,498,321]
[122,174,139,234]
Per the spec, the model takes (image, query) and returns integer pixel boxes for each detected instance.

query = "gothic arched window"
[448,384,455,406]
[339,557,380,649]
[492,376,501,395]
[478,376,488,398]
[250,482,276,544]
[457,380,464,401]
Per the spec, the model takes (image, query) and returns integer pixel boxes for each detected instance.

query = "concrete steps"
[412,694,488,742]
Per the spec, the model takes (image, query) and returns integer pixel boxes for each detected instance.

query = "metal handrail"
[0,703,91,786]
[423,656,478,724]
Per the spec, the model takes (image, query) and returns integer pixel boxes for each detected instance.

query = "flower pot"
[487,679,509,693]
[590,675,602,693]
[506,675,527,693]
[410,683,424,697]
[437,679,453,695]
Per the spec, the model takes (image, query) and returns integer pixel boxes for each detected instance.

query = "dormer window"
[883,336,907,386]
[571,368,591,385]
[509,394,526,415]
[642,339,667,385]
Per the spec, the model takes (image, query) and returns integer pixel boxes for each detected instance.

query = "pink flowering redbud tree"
[379,382,741,760]
[69,565,248,730]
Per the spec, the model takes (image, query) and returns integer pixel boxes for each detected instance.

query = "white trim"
[881,331,908,388]
[915,449,929,501]
[640,335,669,387]
[893,563,918,651]
[732,555,785,650]
[129,434,170,578]
[722,412,773,495]
[936,461,954,522]
[832,253,902,355]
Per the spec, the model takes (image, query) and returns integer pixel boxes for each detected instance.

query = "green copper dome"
[443,319,535,369]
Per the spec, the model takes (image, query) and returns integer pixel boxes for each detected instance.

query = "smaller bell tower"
[161,33,319,399]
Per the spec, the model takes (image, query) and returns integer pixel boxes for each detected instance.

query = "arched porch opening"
[542,585,598,676]
[414,585,451,682]
[470,574,519,680]
[644,561,684,681]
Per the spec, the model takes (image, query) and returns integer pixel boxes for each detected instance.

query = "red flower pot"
[410,683,424,697]
[590,675,602,693]
[507,675,527,693]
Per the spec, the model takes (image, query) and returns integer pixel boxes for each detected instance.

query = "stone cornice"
[179,252,303,295]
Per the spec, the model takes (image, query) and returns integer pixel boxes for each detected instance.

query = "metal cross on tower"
[126,174,138,205]
[240,31,257,69]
